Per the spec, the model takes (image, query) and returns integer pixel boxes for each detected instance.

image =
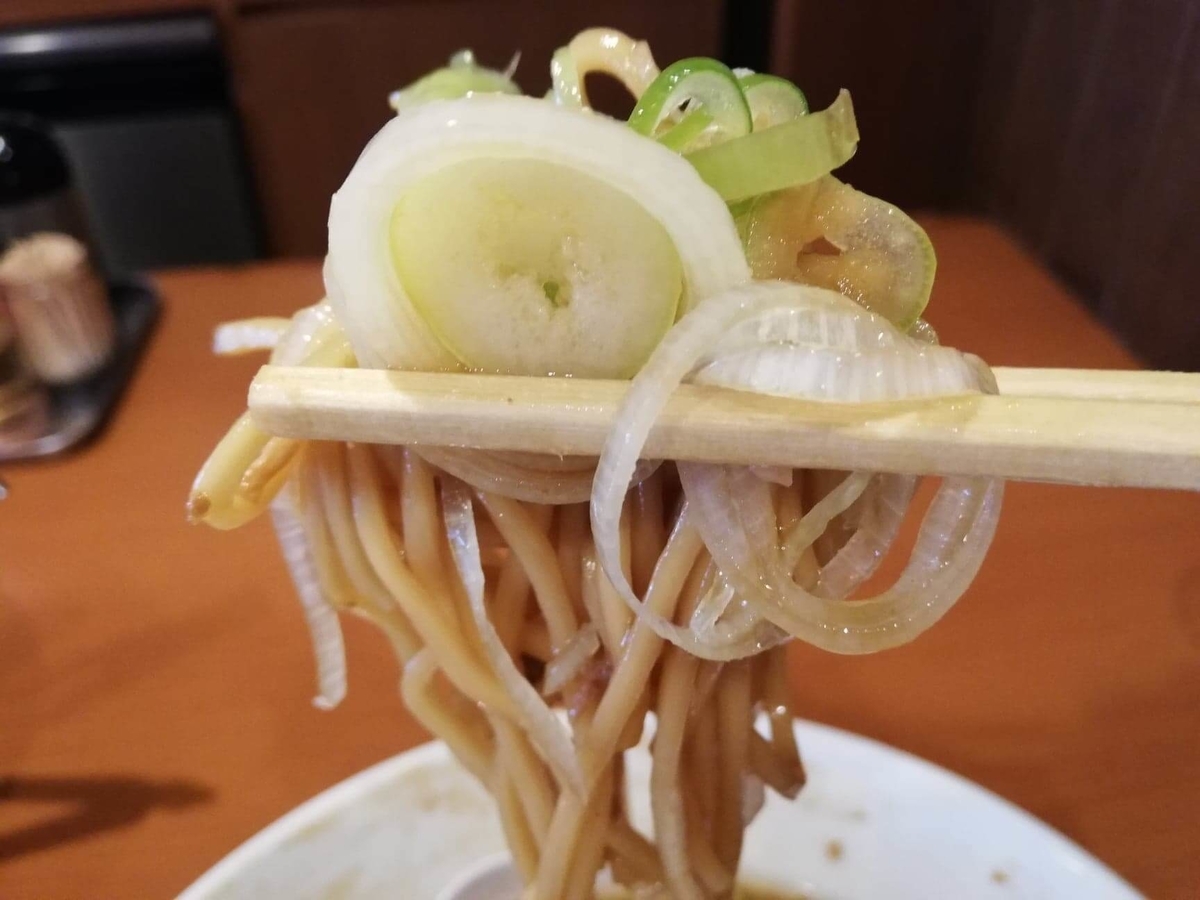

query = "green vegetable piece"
[684,89,858,203]
[737,72,809,129]
[736,176,936,328]
[629,57,751,149]
[389,49,520,112]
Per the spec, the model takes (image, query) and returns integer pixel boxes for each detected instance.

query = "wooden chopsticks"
[247,365,1200,491]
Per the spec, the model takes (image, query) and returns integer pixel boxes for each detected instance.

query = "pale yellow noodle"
[478,491,579,647]
[188,411,275,528]
[399,448,453,596]
[531,512,704,898]
[631,468,667,595]
[293,451,359,610]
[594,546,634,654]
[315,446,401,611]
[583,509,704,776]
[208,417,803,897]
[493,552,535,654]
[347,446,518,715]
[687,694,720,829]
[494,768,541,884]
[652,643,706,900]
[606,816,664,885]
[762,646,804,796]
[493,718,558,847]
[493,504,552,655]
[682,786,734,896]
[561,764,615,900]
[239,436,302,506]
[556,503,588,618]
[294,451,417,662]
[402,650,494,783]
[580,543,623,658]
[713,661,754,872]
[521,617,553,662]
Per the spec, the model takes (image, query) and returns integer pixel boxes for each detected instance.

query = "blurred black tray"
[0,278,160,461]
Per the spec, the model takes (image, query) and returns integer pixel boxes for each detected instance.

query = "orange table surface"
[1,217,1197,899]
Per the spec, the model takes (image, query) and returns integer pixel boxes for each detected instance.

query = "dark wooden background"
[770,0,1200,370]
[2,0,1197,368]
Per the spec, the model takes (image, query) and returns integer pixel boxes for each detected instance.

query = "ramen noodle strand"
[493,718,557,847]
[478,491,579,647]
[583,509,704,777]
[652,642,706,900]
[401,650,494,783]
[239,437,302,508]
[494,768,540,883]
[688,693,720,830]
[399,448,453,596]
[561,763,616,900]
[607,816,664,885]
[763,646,805,796]
[347,447,517,714]
[299,449,421,660]
[493,551,536,655]
[713,661,754,872]
[556,503,589,618]
[682,785,734,895]
[631,469,667,595]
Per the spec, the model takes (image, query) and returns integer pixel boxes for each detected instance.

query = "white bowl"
[179,720,1144,900]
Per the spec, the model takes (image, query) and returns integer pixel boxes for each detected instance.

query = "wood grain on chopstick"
[993,367,1200,403]
[249,366,1200,491]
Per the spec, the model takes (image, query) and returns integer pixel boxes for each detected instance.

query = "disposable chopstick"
[248,366,1200,491]
[993,367,1200,403]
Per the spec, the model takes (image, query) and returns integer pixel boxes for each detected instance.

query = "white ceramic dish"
[178,719,1144,900]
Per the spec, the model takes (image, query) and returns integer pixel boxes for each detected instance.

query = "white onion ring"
[270,486,347,710]
[549,28,659,108]
[680,463,1002,654]
[814,473,918,600]
[592,281,1004,656]
[212,317,290,356]
[542,624,600,697]
[422,447,661,505]
[442,479,584,794]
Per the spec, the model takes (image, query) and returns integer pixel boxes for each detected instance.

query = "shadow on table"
[0,774,213,861]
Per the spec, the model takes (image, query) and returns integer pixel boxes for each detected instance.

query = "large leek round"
[326,94,750,374]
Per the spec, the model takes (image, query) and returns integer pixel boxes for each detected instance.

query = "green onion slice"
[389,49,520,112]
[737,72,809,129]
[685,89,858,203]
[736,176,936,328]
[629,57,752,147]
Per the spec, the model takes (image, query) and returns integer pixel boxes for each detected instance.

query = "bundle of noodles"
[189,29,1002,899]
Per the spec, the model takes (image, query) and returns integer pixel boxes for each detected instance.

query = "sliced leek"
[629,58,751,148]
[737,176,936,328]
[549,27,659,108]
[388,49,519,113]
[326,94,750,374]
[737,72,809,129]
[390,157,683,378]
[685,89,859,202]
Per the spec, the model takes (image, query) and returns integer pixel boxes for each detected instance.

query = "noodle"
[478,491,579,647]
[713,661,753,872]
[401,651,494,783]
[652,642,705,900]
[190,29,1008,895]
[195,396,992,895]
[556,503,589,618]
